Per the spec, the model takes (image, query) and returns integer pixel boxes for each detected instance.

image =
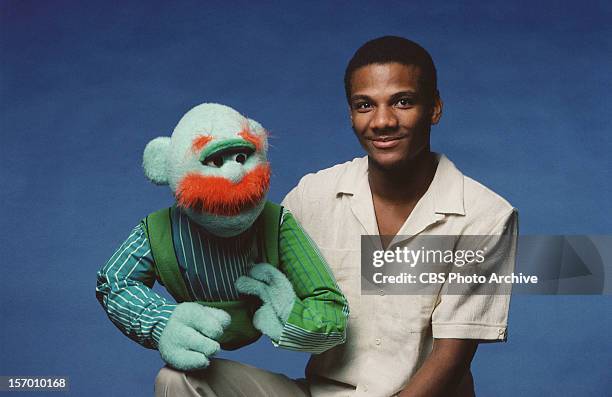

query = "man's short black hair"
[344,36,438,104]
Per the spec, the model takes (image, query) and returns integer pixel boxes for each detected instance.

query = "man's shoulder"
[293,157,364,200]
[436,154,516,221]
[461,174,517,225]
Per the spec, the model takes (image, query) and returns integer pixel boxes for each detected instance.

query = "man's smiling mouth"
[366,135,408,149]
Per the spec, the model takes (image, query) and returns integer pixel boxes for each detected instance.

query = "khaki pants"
[155,359,474,397]
[154,359,310,397]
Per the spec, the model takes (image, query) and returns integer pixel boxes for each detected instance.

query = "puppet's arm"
[96,224,175,348]
[236,209,348,353]
[96,223,229,370]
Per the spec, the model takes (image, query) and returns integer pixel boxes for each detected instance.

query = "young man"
[155,36,517,396]
[281,36,518,396]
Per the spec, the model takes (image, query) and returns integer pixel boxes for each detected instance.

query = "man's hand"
[158,303,231,371]
[235,263,296,341]
[398,339,478,397]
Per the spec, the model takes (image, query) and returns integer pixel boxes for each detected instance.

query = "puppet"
[96,103,348,371]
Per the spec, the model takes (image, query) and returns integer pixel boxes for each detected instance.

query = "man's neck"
[367,151,438,205]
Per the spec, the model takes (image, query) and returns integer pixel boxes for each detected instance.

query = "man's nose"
[223,161,247,184]
[371,106,398,131]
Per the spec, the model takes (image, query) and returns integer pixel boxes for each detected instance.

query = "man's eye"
[396,98,414,108]
[354,102,372,111]
[205,156,224,167]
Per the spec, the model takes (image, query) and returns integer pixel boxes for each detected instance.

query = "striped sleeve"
[96,223,177,349]
[275,208,349,353]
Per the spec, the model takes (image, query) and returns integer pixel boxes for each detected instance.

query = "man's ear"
[143,137,171,185]
[430,91,443,125]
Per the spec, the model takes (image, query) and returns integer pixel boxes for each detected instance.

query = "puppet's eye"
[205,156,224,167]
[235,153,247,164]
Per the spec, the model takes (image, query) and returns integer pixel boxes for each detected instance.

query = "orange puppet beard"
[175,164,271,216]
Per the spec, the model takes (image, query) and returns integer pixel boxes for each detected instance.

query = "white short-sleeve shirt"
[282,154,518,397]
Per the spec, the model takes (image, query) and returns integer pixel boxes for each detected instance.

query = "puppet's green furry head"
[142,103,270,237]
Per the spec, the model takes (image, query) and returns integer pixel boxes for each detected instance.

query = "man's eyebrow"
[350,94,372,102]
[390,90,418,99]
[350,91,419,103]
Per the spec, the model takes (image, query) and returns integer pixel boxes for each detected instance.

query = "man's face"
[349,62,441,170]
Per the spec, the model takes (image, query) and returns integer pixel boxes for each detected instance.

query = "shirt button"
[379,289,385,296]
[498,328,505,336]
[375,338,381,345]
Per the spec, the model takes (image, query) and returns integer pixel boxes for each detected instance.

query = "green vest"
[143,201,282,350]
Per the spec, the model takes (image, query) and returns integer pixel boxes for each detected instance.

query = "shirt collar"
[335,156,368,196]
[335,153,465,216]
[430,154,465,215]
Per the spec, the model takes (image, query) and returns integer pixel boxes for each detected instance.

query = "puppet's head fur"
[142,103,270,237]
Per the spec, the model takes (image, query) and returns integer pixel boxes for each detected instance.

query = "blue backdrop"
[1,1,610,396]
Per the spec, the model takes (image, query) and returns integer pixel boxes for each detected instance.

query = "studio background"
[1,1,610,396]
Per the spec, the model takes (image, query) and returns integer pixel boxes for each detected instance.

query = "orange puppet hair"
[191,135,213,154]
[239,124,265,152]
[175,164,271,216]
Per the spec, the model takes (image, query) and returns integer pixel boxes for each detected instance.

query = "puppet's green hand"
[158,303,231,371]
[235,263,296,341]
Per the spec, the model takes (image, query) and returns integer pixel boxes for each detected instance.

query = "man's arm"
[235,206,348,353]
[401,209,518,396]
[398,339,477,397]
[274,208,349,353]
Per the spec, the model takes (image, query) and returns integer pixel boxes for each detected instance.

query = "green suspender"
[144,201,282,350]
[258,201,281,266]
[144,207,191,302]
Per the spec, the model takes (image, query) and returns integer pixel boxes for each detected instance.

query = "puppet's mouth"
[175,163,270,216]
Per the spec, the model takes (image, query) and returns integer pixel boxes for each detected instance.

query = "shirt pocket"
[388,295,432,333]
[319,247,361,320]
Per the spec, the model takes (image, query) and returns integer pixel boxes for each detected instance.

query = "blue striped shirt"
[96,207,348,353]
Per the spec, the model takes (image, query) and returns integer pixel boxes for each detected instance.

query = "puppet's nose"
[223,161,247,183]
